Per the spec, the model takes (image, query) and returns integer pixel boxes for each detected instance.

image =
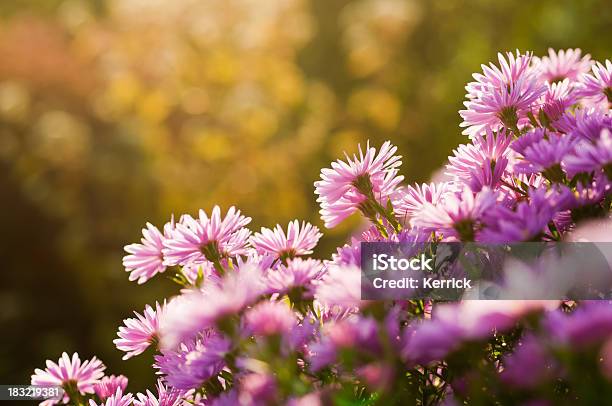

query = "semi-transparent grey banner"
[360,242,612,300]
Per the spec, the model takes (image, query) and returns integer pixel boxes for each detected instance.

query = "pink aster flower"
[159,265,265,349]
[479,187,567,242]
[314,141,403,228]
[162,206,251,267]
[89,388,133,406]
[540,79,578,124]
[123,220,174,284]
[114,302,164,360]
[243,301,297,336]
[393,182,452,219]
[315,264,364,310]
[410,186,498,241]
[564,129,612,177]
[556,107,612,142]
[250,220,322,259]
[309,316,381,371]
[154,334,230,390]
[238,373,277,406]
[460,51,546,137]
[577,59,612,106]
[569,173,611,208]
[330,237,362,267]
[133,379,185,406]
[446,128,512,191]
[32,352,106,405]
[93,375,128,402]
[266,258,325,297]
[513,133,576,178]
[533,48,593,83]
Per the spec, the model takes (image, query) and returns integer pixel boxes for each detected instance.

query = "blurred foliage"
[0,0,609,392]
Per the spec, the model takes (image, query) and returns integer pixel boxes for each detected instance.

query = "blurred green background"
[0,0,610,393]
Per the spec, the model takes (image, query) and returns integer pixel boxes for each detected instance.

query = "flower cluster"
[32,49,611,405]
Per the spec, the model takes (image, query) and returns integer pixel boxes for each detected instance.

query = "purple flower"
[540,79,578,123]
[309,316,380,371]
[250,220,322,259]
[162,206,251,267]
[266,258,324,297]
[133,379,186,406]
[160,266,265,349]
[209,390,239,406]
[513,133,576,178]
[403,301,558,364]
[93,375,128,402]
[460,51,546,137]
[501,335,553,388]
[411,186,498,241]
[554,107,612,141]
[394,182,452,218]
[330,237,362,267]
[181,262,218,287]
[88,388,133,406]
[564,128,612,177]
[567,173,611,208]
[238,374,277,405]
[510,128,545,155]
[402,319,463,365]
[577,59,612,106]
[243,301,297,336]
[315,264,364,310]
[480,187,570,242]
[123,220,174,284]
[154,334,230,390]
[32,352,106,405]
[114,302,164,360]
[546,302,612,348]
[446,128,512,191]
[533,48,593,83]
[314,141,403,228]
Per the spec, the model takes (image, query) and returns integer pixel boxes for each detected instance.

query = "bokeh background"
[0,0,610,392]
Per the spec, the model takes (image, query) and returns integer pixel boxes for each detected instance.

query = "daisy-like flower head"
[577,59,612,106]
[93,375,128,402]
[250,220,322,260]
[479,187,567,242]
[540,79,578,124]
[114,302,165,360]
[133,379,185,406]
[557,107,612,142]
[154,334,230,390]
[159,264,266,349]
[393,182,452,219]
[308,316,380,372]
[162,206,251,267]
[533,48,593,83]
[315,264,365,310]
[123,219,174,284]
[564,129,612,178]
[513,133,576,180]
[330,237,362,267]
[410,186,498,241]
[243,301,297,337]
[88,388,133,406]
[569,173,612,210]
[314,141,403,228]
[266,257,325,298]
[32,352,106,405]
[460,51,546,137]
[446,127,512,192]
